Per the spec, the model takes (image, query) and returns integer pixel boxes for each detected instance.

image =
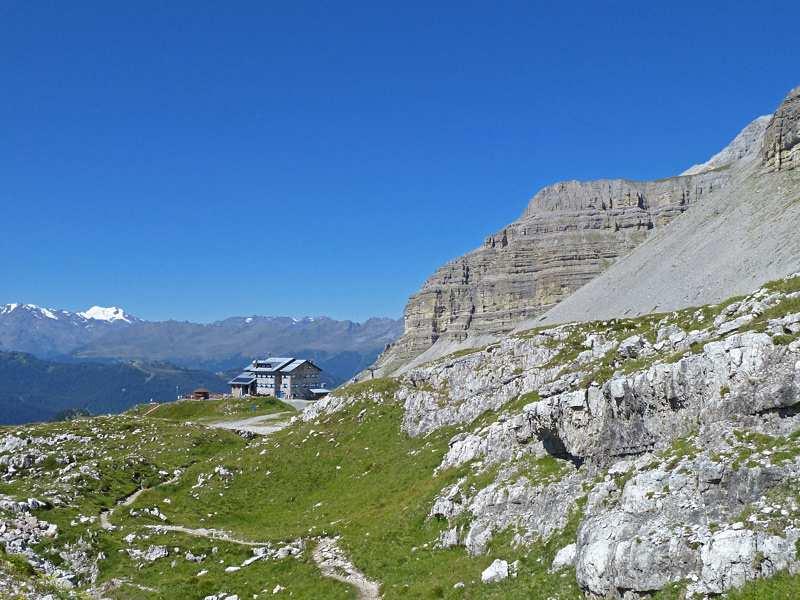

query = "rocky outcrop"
[314,275,800,597]
[402,276,800,597]
[520,86,800,330]
[370,105,795,379]
[574,419,800,598]
[682,114,772,175]
[372,168,733,376]
[762,85,800,171]
[367,85,800,378]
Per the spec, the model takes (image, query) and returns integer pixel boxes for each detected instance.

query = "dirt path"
[141,403,162,416]
[205,412,293,436]
[141,527,381,598]
[204,399,314,436]
[312,537,381,600]
[100,475,180,531]
[143,524,268,546]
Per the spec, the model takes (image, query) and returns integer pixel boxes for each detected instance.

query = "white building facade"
[229,357,329,400]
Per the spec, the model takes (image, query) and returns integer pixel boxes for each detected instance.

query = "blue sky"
[1,2,798,323]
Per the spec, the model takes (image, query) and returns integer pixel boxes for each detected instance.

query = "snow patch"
[37,307,58,320]
[78,306,131,323]
[1,304,59,319]
[0,304,19,315]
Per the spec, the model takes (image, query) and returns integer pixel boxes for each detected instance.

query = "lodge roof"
[229,373,256,385]
[250,357,294,373]
[282,358,320,373]
[243,357,321,375]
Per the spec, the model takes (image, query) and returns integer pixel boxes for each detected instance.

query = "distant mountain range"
[0,304,402,423]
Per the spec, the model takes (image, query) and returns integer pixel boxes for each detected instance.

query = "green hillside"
[2,277,800,598]
[127,396,294,422]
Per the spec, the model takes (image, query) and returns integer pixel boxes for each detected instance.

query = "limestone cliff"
[762,85,800,172]
[520,85,800,330]
[368,115,768,377]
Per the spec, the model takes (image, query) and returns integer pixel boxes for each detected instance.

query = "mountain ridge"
[0,304,403,384]
[367,85,800,378]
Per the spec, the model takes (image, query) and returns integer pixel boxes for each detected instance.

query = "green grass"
[763,275,800,295]
[7,276,800,598]
[127,395,294,422]
[542,325,592,370]
[93,530,352,600]
[729,429,800,469]
[125,401,466,597]
[513,454,573,486]
[103,392,584,598]
[469,391,540,429]
[724,570,800,599]
[444,346,486,360]
[773,333,800,345]
[334,377,401,399]
[0,416,322,598]
[658,432,702,471]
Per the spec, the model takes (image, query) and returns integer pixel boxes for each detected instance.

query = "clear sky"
[1,2,798,323]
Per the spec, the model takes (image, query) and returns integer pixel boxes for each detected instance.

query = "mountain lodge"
[229,357,330,400]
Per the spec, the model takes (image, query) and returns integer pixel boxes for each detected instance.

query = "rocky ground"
[306,273,800,598]
[1,275,800,598]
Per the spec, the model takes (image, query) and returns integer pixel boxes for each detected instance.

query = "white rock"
[481,559,509,583]
[551,543,577,571]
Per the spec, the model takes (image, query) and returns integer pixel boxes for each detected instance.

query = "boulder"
[481,559,509,583]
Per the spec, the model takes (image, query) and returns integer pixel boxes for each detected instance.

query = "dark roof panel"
[229,373,256,385]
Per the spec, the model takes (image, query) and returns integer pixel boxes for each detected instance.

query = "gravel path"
[136,528,382,598]
[205,400,314,436]
[100,474,180,530]
[312,537,381,600]
[207,412,293,436]
[144,524,267,546]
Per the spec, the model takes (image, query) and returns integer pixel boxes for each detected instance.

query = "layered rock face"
[762,85,800,171]
[524,86,800,330]
[373,169,732,375]
[369,100,787,377]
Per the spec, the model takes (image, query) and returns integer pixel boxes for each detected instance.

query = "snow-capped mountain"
[77,306,134,323]
[0,304,402,383]
[1,303,62,321]
[0,304,140,359]
[0,303,137,324]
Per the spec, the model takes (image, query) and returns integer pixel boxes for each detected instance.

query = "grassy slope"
[4,277,800,597]
[126,396,295,422]
[0,389,580,598]
[0,416,348,599]
[125,382,582,599]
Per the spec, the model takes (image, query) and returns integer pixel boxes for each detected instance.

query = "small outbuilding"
[191,388,211,400]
